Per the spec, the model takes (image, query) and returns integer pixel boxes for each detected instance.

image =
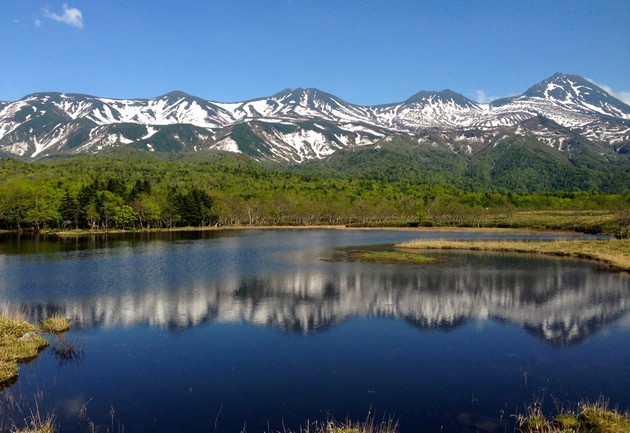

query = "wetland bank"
[1,229,629,433]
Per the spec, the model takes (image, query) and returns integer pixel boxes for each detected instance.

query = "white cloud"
[42,4,84,29]
[474,90,499,103]
[588,79,630,105]
[34,19,42,28]
[474,90,517,104]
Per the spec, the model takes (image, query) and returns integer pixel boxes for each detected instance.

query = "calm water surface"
[1,229,629,433]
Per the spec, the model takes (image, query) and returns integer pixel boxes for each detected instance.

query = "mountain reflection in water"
[16,249,630,347]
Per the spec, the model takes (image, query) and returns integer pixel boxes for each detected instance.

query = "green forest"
[0,148,628,235]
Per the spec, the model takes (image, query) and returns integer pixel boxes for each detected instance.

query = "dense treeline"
[0,152,628,233]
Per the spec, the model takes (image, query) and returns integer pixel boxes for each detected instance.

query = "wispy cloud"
[474,90,499,104]
[474,89,517,104]
[42,4,84,29]
[588,79,630,105]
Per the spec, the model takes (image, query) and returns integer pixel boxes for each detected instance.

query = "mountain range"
[1,72,629,164]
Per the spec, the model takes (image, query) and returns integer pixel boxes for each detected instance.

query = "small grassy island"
[346,250,437,264]
[0,316,49,388]
[396,238,630,272]
[0,313,70,389]
[40,315,71,334]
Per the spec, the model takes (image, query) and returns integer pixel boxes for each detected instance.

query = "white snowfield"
[0,73,629,162]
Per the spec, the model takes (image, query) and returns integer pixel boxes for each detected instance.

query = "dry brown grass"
[0,315,49,388]
[296,416,398,433]
[40,315,70,334]
[516,400,630,433]
[12,415,56,433]
[397,238,630,271]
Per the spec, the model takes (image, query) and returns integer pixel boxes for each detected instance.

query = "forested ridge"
[0,148,628,233]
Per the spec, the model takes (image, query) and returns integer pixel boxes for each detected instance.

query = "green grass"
[579,403,630,433]
[0,316,49,387]
[40,315,70,333]
[398,238,630,271]
[346,250,437,264]
[485,210,617,234]
[517,401,630,433]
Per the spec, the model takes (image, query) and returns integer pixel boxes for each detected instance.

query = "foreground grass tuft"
[12,416,56,433]
[297,417,398,433]
[0,316,49,388]
[578,403,630,433]
[40,315,70,334]
[517,401,630,433]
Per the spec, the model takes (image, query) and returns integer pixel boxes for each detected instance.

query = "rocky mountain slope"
[1,73,629,162]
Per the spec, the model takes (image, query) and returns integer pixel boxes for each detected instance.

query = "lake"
[1,229,629,433]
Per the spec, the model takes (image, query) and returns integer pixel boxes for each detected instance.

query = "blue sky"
[1,1,629,105]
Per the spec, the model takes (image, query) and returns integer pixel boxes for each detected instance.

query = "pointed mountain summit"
[270,87,355,110]
[161,90,193,99]
[521,72,630,119]
[251,87,367,121]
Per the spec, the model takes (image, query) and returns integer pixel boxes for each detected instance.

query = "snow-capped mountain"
[0,73,629,162]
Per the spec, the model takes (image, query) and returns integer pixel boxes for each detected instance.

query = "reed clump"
[40,315,70,334]
[516,400,630,433]
[296,416,398,433]
[12,414,56,433]
[397,238,630,271]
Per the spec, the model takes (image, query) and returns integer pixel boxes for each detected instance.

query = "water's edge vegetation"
[0,154,629,236]
[0,311,70,388]
[397,238,630,272]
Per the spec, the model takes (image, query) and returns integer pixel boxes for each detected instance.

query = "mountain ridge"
[1,72,629,163]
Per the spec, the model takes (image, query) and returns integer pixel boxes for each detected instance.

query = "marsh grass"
[40,316,70,334]
[347,250,436,264]
[12,412,56,433]
[51,336,85,367]
[294,414,398,433]
[0,391,56,433]
[578,402,630,433]
[0,316,49,387]
[398,238,630,271]
[516,400,630,433]
[484,210,617,233]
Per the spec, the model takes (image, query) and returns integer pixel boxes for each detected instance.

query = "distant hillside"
[293,135,630,193]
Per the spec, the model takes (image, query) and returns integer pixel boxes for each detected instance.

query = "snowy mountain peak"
[521,73,630,119]
[271,87,348,107]
[404,89,478,109]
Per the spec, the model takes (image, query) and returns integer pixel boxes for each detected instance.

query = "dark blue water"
[1,229,629,433]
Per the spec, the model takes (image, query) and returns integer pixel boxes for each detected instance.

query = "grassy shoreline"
[397,238,630,271]
[0,316,49,388]
[20,224,586,237]
[0,312,70,389]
